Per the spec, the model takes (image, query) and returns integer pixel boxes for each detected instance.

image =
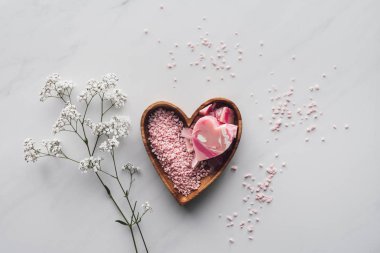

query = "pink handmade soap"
[191,115,237,167]
[214,107,235,124]
[199,104,235,124]
[199,104,214,115]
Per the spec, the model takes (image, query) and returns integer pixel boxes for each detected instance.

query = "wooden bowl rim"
[140,97,243,205]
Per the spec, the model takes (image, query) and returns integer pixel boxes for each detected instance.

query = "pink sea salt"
[147,108,211,196]
[231,165,238,172]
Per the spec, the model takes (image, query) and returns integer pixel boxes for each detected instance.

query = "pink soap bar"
[191,116,237,166]
[199,104,214,115]
[214,107,235,124]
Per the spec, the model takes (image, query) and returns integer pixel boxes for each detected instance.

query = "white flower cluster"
[79,156,102,173]
[78,73,124,103]
[86,116,131,137]
[104,89,127,108]
[24,138,64,162]
[52,103,81,134]
[40,73,74,102]
[42,139,63,157]
[142,201,152,212]
[24,138,41,163]
[86,116,131,152]
[102,73,119,87]
[122,162,140,174]
[99,136,120,152]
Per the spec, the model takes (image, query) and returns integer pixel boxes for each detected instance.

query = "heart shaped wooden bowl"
[141,98,242,205]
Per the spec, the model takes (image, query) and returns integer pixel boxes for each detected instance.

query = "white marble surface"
[1,0,380,252]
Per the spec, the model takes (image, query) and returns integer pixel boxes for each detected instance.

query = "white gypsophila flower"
[52,103,81,134]
[39,73,60,101]
[39,73,74,102]
[104,89,127,108]
[79,156,102,173]
[78,73,119,103]
[55,80,74,95]
[108,116,131,138]
[142,201,152,212]
[86,116,130,138]
[99,136,120,152]
[78,79,102,102]
[122,162,140,174]
[102,73,119,89]
[85,120,107,136]
[42,139,63,157]
[24,138,41,163]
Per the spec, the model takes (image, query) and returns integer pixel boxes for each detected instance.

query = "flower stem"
[60,92,144,253]
[128,225,138,253]
[95,172,138,253]
[126,194,149,253]
[111,151,149,253]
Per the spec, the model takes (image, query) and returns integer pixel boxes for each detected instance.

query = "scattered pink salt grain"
[248,236,254,240]
[244,173,252,179]
[256,193,273,203]
[229,238,234,244]
[231,165,238,172]
[306,125,316,133]
[345,124,349,130]
[147,109,211,196]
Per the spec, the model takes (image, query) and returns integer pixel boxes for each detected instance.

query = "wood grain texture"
[141,98,243,205]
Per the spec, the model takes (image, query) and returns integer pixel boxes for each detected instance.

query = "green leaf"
[115,220,127,226]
